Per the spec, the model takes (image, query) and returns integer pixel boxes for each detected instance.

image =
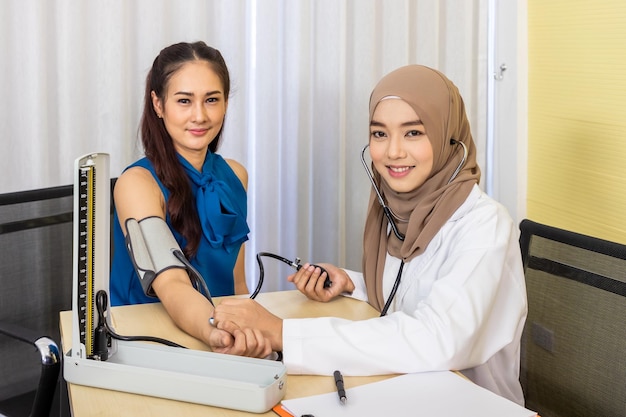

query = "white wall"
[1,0,513,290]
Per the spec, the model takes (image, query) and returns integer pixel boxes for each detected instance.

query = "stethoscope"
[360,138,468,316]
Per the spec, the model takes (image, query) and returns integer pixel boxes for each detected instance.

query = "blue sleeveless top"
[110,152,250,306]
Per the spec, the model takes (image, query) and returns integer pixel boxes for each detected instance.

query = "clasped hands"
[208,262,354,358]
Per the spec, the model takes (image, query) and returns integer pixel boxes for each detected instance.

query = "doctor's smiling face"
[369,97,434,193]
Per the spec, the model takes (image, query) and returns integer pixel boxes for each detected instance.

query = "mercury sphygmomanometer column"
[70,153,114,361]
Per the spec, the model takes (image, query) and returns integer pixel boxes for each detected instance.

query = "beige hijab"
[363,65,481,311]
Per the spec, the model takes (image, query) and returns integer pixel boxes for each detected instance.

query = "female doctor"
[213,65,528,405]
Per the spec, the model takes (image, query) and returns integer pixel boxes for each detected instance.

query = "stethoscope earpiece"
[447,139,468,184]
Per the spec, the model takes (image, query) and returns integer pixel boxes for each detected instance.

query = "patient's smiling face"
[369,98,434,193]
[151,60,228,168]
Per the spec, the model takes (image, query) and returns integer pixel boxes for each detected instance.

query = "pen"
[333,370,347,404]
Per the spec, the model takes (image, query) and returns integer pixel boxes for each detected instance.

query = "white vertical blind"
[0,0,488,291]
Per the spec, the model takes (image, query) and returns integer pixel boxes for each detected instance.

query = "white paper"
[281,371,537,417]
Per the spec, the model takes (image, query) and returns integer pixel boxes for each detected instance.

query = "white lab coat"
[282,185,527,405]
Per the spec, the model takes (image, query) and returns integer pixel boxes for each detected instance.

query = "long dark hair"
[140,41,231,257]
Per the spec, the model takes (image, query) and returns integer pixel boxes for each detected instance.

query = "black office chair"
[0,184,74,417]
[519,219,626,417]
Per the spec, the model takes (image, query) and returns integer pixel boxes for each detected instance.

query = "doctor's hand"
[207,324,273,358]
[288,263,355,302]
[213,298,284,352]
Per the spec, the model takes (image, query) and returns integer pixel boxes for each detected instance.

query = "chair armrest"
[0,321,61,417]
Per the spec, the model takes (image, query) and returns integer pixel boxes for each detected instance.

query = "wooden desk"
[59,290,394,416]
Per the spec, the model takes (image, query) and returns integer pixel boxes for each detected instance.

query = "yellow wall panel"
[528,0,626,243]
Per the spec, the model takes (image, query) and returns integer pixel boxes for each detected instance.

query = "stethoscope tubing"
[360,144,406,242]
[360,139,467,315]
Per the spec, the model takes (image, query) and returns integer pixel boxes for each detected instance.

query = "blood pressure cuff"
[124,216,186,298]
